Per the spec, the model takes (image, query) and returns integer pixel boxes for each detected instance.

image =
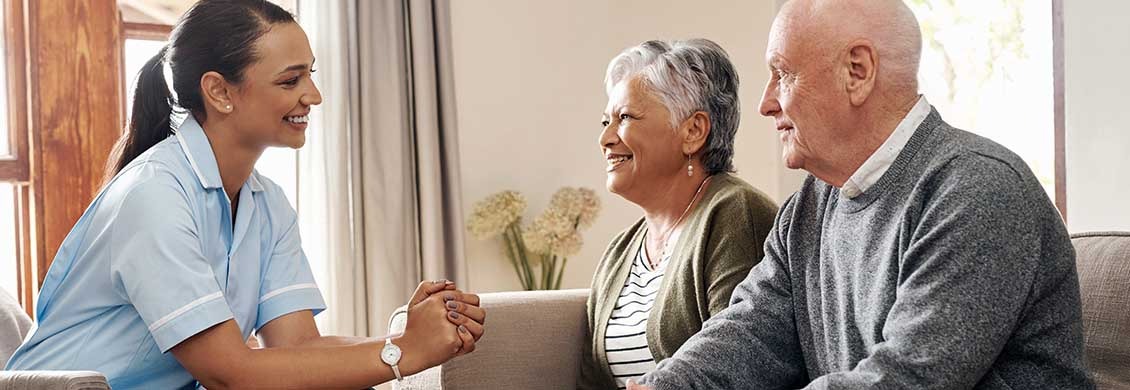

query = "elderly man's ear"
[681,111,711,155]
[845,39,879,106]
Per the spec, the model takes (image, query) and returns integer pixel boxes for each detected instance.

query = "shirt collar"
[841,96,931,198]
[174,115,266,193]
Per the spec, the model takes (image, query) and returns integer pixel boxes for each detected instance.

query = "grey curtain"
[297,0,466,337]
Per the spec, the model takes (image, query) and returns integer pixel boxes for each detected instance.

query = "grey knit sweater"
[640,109,1094,389]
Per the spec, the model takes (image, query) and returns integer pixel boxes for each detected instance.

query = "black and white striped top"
[605,240,670,389]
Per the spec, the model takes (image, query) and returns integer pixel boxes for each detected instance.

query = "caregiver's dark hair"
[108,0,295,176]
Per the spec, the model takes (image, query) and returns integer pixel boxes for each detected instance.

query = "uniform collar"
[175,115,265,193]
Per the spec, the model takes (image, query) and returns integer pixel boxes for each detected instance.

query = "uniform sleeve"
[110,174,233,352]
[254,196,326,330]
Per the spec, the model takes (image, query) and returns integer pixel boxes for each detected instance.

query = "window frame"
[1,0,30,317]
[1052,0,1067,219]
[123,22,172,41]
[0,0,29,182]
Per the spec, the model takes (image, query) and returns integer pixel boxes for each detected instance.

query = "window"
[0,1,8,158]
[1,0,13,300]
[909,0,1061,209]
[1,0,28,302]
[123,39,167,109]
[0,183,14,299]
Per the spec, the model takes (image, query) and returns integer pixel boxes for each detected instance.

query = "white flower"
[547,187,601,229]
[523,207,584,257]
[466,190,526,239]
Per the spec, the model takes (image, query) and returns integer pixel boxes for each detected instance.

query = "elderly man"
[629,0,1094,389]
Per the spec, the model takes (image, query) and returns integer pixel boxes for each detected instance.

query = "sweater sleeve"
[640,195,806,389]
[803,154,1053,389]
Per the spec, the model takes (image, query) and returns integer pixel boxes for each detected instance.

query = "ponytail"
[107,46,174,177]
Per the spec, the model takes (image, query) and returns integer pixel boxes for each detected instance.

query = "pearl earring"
[225,105,232,111]
[686,154,693,177]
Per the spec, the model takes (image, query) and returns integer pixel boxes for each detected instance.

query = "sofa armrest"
[390,289,589,390]
[0,371,109,390]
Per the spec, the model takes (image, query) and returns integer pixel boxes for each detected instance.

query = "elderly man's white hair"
[604,39,741,174]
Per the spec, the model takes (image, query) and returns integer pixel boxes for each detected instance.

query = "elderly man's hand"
[626,379,652,390]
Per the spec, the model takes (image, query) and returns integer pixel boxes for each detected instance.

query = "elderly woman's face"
[599,77,685,199]
[758,14,847,172]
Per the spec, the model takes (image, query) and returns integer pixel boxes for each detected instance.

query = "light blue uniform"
[5,116,326,389]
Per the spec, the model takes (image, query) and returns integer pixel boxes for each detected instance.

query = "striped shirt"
[605,240,670,389]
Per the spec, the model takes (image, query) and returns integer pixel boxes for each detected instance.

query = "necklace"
[645,175,713,268]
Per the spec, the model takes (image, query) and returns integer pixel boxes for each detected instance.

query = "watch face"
[381,343,402,365]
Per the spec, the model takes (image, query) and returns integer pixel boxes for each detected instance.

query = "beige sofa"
[392,232,1130,389]
[1,233,1123,389]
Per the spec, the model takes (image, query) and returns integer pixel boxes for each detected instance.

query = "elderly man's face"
[599,77,686,199]
[758,16,847,171]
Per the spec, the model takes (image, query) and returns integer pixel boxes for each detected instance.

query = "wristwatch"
[381,338,404,381]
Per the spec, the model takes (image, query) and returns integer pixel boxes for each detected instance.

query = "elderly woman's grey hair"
[605,38,740,175]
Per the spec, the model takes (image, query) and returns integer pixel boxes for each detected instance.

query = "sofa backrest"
[1072,231,1130,389]
[392,289,589,390]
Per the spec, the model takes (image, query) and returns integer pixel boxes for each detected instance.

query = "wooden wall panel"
[25,0,124,293]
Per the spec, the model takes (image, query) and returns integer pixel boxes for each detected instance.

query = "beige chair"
[1072,231,1130,389]
[0,291,108,390]
[390,289,588,390]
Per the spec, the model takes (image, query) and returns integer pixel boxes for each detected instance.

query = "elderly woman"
[579,39,778,389]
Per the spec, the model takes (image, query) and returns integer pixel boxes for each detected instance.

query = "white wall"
[449,0,784,292]
[1063,1,1130,233]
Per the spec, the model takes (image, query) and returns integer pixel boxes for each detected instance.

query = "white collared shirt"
[841,96,931,198]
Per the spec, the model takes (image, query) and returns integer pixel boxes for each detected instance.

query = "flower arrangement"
[466,187,600,290]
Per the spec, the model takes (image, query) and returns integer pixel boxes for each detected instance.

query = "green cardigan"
[578,173,779,389]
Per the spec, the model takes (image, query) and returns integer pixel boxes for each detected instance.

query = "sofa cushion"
[1072,231,1130,389]
[392,289,589,390]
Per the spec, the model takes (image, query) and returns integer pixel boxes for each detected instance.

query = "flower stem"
[510,224,536,290]
[543,254,555,290]
[501,225,528,290]
[554,256,568,290]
